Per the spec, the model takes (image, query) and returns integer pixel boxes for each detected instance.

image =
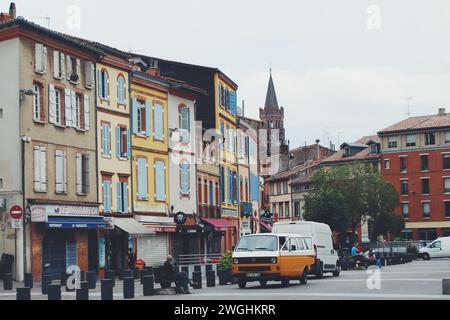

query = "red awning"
[143,224,177,233]
[252,216,273,232]
[201,218,234,232]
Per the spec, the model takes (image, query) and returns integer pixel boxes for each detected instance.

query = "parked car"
[419,237,450,260]
[232,234,315,289]
[272,221,340,278]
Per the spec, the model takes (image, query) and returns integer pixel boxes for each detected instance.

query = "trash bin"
[0,254,14,280]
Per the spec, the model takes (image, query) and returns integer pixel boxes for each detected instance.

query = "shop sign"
[221,208,238,217]
[240,202,252,217]
[174,212,187,225]
[31,205,99,222]
[241,221,251,234]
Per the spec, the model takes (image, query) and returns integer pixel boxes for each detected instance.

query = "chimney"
[438,108,446,116]
[315,139,320,160]
[9,2,16,19]
[146,67,160,77]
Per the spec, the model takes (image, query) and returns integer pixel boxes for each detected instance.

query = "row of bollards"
[10,265,217,300]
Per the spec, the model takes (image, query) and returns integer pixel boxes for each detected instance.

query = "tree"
[370,212,405,242]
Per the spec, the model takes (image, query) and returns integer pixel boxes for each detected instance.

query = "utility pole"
[402,97,413,117]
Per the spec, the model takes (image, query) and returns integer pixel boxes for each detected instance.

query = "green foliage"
[370,212,405,242]
[217,251,233,272]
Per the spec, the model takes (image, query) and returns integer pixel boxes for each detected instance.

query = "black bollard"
[42,274,52,295]
[140,269,148,285]
[145,266,154,275]
[206,270,216,287]
[76,281,89,300]
[123,270,133,279]
[48,284,61,300]
[143,275,154,296]
[105,270,115,287]
[87,271,97,290]
[123,277,135,299]
[194,265,201,272]
[24,273,33,289]
[181,266,189,275]
[206,264,213,272]
[16,287,31,300]
[192,271,202,289]
[118,268,124,281]
[3,273,13,290]
[134,269,140,280]
[80,271,87,282]
[101,279,113,300]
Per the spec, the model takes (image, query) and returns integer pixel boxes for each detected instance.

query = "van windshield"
[235,235,278,252]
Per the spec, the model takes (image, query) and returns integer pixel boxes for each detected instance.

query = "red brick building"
[379,109,450,241]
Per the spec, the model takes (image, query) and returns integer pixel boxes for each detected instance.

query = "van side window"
[279,237,287,250]
[281,239,290,251]
[295,238,305,251]
[431,241,441,249]
[302,238,312,250]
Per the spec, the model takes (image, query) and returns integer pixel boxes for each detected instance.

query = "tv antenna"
[30,16,51,28]
[402,97,412,117]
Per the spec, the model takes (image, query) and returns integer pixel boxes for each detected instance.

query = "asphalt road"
[1,258,449,300]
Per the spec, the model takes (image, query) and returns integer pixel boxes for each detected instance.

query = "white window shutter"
[76,153,82,194]
[71,90,77,128]
[40,147,47,190]
[53,50,60,78]
[42,46,48,73]
[63,151,67,192]
[76,59,81,83]
[35,43,43,72]
[84,94,90,131]
[60,53,66,79]
[64,89,72,127]
[33,147,40,190]
[48,84,56,124]
[66,55,72,79]
[55,150,64,193]
[84,61,92,88]
[91,63,95,88]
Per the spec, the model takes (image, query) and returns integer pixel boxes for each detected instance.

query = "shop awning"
[138,216,177,233]
[201,218,234,232]
[114,218,155,236]
[252,216,273,232]
[46,217,110,229]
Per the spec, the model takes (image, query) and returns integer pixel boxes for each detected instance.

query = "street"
[1,259,449,300]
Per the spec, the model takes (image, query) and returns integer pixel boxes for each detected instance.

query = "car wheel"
[259,280,267,287]
[333,264,341,277]
[238,280,247,289]
[300,269,308,285]
[315,265,324,279]
[422,253,431,261]
[281,278,290,287]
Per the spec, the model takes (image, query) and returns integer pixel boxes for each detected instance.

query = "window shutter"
[42,47,48,73]
[155,161,165,201]
[65,89,72,127]
[55,150,64,193]
[84,94,90,130]
[63,151,67,192]
[137,158,147,199]
[48,84,56,124]
[91,63,95,89]
[76,59,81,83]
[85,61,93,88]
[115,127,121,158]
[230,91,237,114]
[66,55,72,79]
[126,128,131,160]
[132,97,138,134]
[123,183,128,213]
[60,53,66,79]
[101,125,107,156]
[145,100,151,137]
[218,83,221,106]
[154,104,163,140]
[71,91,77,128]
[82,154,90,194]
[40,147,46,191]
[105,71,110,98]
[76,153,82,194]
[53,50,60,78]
[117,182,123,213]
[181,164,189,194]
[104,181,111,213]
[97,69,103,98]
[35,43,43,72]
[33,147,40,191]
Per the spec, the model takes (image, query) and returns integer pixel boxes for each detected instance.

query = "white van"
[419,237,450,260]
[272,221,340,277]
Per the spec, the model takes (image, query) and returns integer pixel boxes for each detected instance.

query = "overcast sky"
[7,0,450,148]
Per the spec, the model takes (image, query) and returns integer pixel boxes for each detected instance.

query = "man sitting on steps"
[163,255,192,294]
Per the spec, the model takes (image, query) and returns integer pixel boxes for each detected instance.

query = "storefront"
[30,202,109,279]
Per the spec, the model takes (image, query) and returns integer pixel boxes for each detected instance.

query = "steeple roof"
[264,69,279,110]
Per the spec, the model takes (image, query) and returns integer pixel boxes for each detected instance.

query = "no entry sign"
[10,205,23,220]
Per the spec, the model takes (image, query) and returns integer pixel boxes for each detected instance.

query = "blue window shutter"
[102,125,107,155]
[97,69,102,98]
[126,128,131,159]
[117,182,123,213]
[155,161,165,201]
[123,183,128,213]
[230,91,237,115]
[218,84,221,106]
[104,181,111,212]
[220,167,224,203]
[154,104,163,140]
[137,158,147,199]
[145,100,151,137]
[118,77,124,102]
[228,169,231,203]
[132,98,138,134]
[115,127,121,158]
[181,164,189,194]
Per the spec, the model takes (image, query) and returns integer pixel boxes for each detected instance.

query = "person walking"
[127,248,136,271]
[374,249,382,269]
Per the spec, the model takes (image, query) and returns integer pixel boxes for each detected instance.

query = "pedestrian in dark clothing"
[164,255,191,294]
[127,248,136,271]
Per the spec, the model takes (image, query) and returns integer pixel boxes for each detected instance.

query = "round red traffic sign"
[10,205,23,220]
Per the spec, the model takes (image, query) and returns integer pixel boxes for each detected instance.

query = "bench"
[154,267,177,289]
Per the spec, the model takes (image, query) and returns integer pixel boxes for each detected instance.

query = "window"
[134,99,148,136]
[76,153,90,194]
[117,75,126,103]
[64,90,89,130]
[33,146,47,192]
[67,56,81,83]
[285,202,290,218]
[425,132,436,146]
[84,61,95,89]
[115,127,131,159]
[179,107,190,143]
[294,202,301,218]
[34,43,48,73]
[54,88,62,125]
[421,155,429,171]
[154,103,164,141]
[445,201,450,218]
[117,181,129,213]
[388,136,398,149]
[422,178,430,194]
[402,203,409,219]
[180,162,190,195]
[419,229,436,241]
[74,94,82,129]
[283,180,288,194]
[401,180,408,195]
[401,230,413,241]
[33,83,44,122]
[400,157,407,172]
[277,181,281,195]
[444,154,450,170]
[445,178,450,193]
[370,144,379,154]
[384,159,390,170]
[102,179,112,213]
[53,50,66,79]
[423,202,431,218]
[445,132,450,144]
[270,182,274,195]
[406,134,416,147]
[155,160,166,201]
[101,124,111,156]
[137,158,148,200]
[98,69,109,99]
[55,150,67,194]
[49,85,64,125]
